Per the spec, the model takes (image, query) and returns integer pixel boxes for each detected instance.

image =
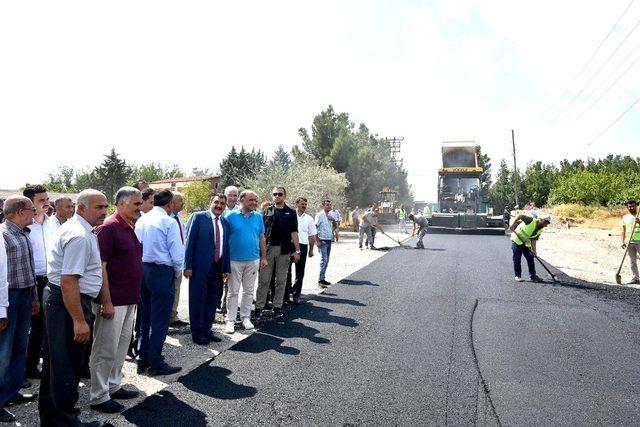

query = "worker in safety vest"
[397,204,407,234]
[621,198,640,284]
[508,213,551,282]
[422,205,431,218]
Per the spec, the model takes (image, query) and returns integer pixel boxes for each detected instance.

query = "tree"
[477,146,492,188]
[183,181,213,212]
[270,145,291,169]
[94,149,131,202]
[521,161,557,207]
[244,160,349,215]
[130,163,183,184]
[489,159,515,213]
[43,166,79,192]
[218,146,267,189]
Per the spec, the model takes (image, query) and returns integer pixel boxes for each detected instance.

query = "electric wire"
[586,94,640,146]
[551,8,640,122]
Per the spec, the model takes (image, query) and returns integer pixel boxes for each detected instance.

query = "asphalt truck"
[427,141,504,234]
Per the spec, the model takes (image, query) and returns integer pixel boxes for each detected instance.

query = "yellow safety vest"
[398,209,406,220]
[623,214,640,243]
[511,218,543,247]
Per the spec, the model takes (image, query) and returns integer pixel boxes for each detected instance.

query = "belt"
[143,262,173,268]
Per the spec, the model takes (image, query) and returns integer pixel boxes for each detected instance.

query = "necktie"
[174,215,184,243]
[214,217,221,262]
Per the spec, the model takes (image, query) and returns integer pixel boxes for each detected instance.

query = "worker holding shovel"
[509,213,551,282]
[620,198,640,285]
[408,213,428,249]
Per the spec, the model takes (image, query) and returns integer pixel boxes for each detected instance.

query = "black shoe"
[318,280,331,288]
[192,336,210,346]
[252,309,262,320]
[204,332,221,343]
[169,319,189,327]
[8,393,38,406]
[21,379,32,389]
[148,364,182,376]
[24,367,41,379]
[110,388,139,400]
[0,408,15,423]
[90,399,124,414]
[627,279,640,285]
[136,361,149,374]
[530,275,544,283]
[273,307,282,315]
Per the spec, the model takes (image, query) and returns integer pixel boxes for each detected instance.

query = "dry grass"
[550,204,626,229]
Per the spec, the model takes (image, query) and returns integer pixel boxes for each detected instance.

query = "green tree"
[130,163,183,184]
[183,181,213,212]
[521,161,557,207]
[94,149,131,202]
[489,159,515,213]
[270,145,291,169]
[219,146,267,189]
[43,166,79,192]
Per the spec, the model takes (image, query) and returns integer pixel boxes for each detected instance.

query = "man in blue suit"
[183,193,231,345]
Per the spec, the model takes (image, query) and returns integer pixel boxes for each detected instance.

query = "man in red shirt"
[89,187,144,413]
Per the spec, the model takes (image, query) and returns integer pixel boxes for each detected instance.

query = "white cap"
[540,214,552,223]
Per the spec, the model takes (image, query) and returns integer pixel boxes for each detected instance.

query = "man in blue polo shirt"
[225,190,267,334]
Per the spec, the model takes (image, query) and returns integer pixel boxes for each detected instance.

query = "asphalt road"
[120,234,640,426]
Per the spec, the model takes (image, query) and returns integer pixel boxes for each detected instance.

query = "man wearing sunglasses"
[255,187,301,317]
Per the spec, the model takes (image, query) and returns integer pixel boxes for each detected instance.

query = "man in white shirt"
[330,208,341,242]
[23,184,52,379]
[621,198,640,284]
[286,197,317,304]
[315,199,335,287]
[39,189,107,426]
[134,190,184,376]
[169,192,188,327]
[51,197,74,228]
[0,233,7,330]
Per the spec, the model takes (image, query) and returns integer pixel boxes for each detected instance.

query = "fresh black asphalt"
[122,234,640,426]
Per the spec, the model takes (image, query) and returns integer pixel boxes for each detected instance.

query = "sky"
[1,0,639,201]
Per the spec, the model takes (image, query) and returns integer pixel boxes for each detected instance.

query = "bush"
[183,181,213,213]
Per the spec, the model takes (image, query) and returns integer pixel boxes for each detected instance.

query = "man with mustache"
[89,187,144,413]
[39,189,108,426]
[183,194,230,344]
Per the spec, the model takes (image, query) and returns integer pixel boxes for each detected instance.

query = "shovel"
[376,227,406,248]
[616,211,640,284]
[514,230,558,282]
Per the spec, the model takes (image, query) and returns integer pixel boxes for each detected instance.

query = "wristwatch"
[295,250,301,254]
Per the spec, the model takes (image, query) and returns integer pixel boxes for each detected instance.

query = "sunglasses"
[272,192,284,197]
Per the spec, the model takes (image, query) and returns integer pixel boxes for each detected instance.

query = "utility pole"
[511,129,520,208]
[386,137,404,167]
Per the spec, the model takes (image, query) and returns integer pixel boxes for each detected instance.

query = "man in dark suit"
[183,194,231,345]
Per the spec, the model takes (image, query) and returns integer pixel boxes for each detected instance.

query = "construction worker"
[422,205,431,218]
[408,213,428,249]
[397,204,408,234]
[621,198,640,284]
[359,208,381,250]
[509,213,551,282]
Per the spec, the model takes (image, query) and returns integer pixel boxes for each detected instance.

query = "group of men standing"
[0,182,338,425]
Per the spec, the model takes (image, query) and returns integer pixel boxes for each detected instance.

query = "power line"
[551,8,640,123]
[554,0,636,103]
[586,94,640,146]
[577,47,640,118]
[574,38,640,118]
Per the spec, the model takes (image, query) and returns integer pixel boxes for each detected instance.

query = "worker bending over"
[408,213,428,249]
[509,213,551,282]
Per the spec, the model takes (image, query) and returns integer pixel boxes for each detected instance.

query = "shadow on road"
[338,279,379,287]
[312,294,366,307]
[232,331,300,355]
[295,304,359,328]
[179,363,258,400]
[122,390,207,426]
[264,319,331,344]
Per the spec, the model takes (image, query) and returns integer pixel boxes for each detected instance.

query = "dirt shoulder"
[537,223,639,289]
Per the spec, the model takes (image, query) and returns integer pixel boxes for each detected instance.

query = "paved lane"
[120,234,640,426]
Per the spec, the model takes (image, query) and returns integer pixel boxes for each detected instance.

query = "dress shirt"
[330,209,341,222]
[0,235,8,318]
[1,220,37,300]
[27,215,54,276]
[171,213,186,243]
[211,213,225,258]
[135,206,184,276]
[297,212,317,245]
[47,215,103,298]
[223,205,241,218]
[314,211,334,241]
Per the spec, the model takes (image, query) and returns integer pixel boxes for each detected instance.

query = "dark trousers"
[512,242,536,278]
[188,261,223,340]
[39,285,93,426]
[0,288,32,406]
[138,263,175,369]
[26,275,47,372]
[286,243,308,299]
